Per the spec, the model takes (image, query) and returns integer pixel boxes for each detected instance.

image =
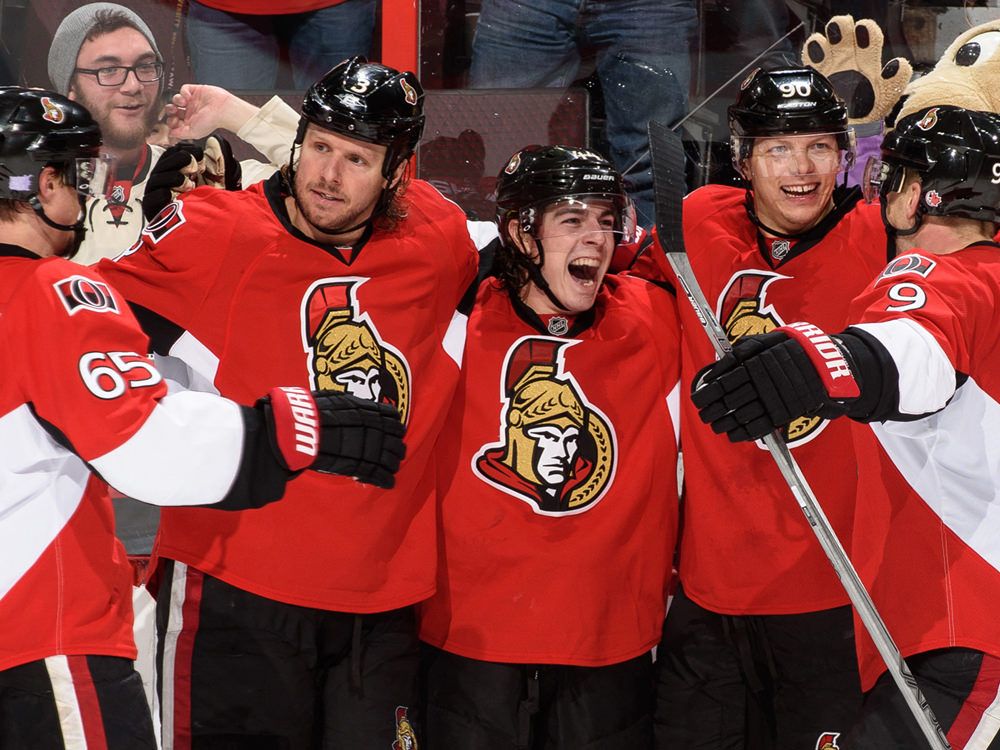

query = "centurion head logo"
[301,277,411,423]
[717,270,829,447]
[473,336,616,516]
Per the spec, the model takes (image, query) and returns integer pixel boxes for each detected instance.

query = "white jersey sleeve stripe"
[442,310,469,368]
[165,330,221,391]
[852,318,955,416]
[90,391,244,507]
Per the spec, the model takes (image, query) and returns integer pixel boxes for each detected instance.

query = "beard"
[292,170,380,239]
[74,89,159,153]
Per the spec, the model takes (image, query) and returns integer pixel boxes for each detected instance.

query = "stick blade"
[647,120,687,255]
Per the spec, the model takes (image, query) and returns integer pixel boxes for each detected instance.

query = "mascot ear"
[895,20,1000,124]
[802,14,912,125]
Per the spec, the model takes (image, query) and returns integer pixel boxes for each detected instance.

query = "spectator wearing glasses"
[47,3,299,266]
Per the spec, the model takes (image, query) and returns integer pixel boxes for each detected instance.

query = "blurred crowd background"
[2,0,996,226]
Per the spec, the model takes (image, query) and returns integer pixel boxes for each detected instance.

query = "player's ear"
[36,165,64,199]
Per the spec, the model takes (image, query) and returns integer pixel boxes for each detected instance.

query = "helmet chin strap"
[28,194,86,258]
[523,236,571,313]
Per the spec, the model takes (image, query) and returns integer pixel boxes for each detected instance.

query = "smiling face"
[289,124,399,245]
[68,27,159,158]
[743,133,842,236]
[518,199,616,315]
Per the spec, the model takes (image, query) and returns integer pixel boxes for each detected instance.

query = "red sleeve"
[849,252,977,373]
[12,259,168,461]
[96,191,236,333]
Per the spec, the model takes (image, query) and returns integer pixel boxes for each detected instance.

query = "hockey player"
[417,145,682,748]
[693,104,1000,749]
[47,2,298,265]
[0,86,404,749]
[653,67,890,749]
[97,58,478,748]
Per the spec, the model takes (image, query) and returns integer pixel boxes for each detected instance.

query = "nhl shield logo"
[504,152,522,174]
[473,336,617,516]
[770,239,791,260]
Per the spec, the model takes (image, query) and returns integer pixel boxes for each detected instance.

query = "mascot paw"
[803,15,912,124]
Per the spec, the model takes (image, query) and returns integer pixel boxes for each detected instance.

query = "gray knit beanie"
[48,3,160,96]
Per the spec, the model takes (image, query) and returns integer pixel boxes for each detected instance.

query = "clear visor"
[737,132,852,178]
[526,196,639,245]
[861,156,905,204]
[71,154,116,199]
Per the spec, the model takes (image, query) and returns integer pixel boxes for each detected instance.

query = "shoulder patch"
[54,275,120,316]
[878,253,936,281]
[142,200,187,244]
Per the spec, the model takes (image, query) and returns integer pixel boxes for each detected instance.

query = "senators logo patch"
[40,96,64,124]
[54,276,120,316]
[878,253,937,281]
[400,78,418,106]
[301,278,411,424]
[392,706,417,750]
[473,336,617,516]
[142,200,186,244]
[816,731,840,749]
[717,270,828,447]
[917,107,940,131]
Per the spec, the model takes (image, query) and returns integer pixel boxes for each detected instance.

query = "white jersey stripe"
[165,330,222,392]
[965,682,1000,750]
[45,655,88,749]
[871,376,1000,574]
[0,405,89,601]
[442,310,469,368]
[853,318,955,416]
[160,561,188,750]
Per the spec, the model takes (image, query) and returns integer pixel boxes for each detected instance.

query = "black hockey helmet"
[0,86,109,203]
[298,56,425,180]
[495,145,634,245]
[865,105,1000,224]
[729,67,854,168]
[493,145,635,312]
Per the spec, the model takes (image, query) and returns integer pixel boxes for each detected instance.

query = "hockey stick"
[647,120,951,750]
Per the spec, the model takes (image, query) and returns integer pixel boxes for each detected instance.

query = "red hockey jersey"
[678,184,890,614]
[99,175,479,613]
[0,247,247,671]
[417,276,681,666]
[843,244,1000,689]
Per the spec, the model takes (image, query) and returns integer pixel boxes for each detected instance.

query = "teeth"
[783,184,817,195]
[569,258,600,268]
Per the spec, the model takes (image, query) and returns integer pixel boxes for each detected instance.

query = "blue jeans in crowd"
[469,0,697,228]
[185,0,377,91]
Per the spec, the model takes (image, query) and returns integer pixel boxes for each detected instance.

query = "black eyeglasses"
[74,61,164,87]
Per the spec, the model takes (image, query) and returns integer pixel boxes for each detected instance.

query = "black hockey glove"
[263,387,406,489]
[143,135,242,221]
[143,142,201,221]
[691,322,861,442]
